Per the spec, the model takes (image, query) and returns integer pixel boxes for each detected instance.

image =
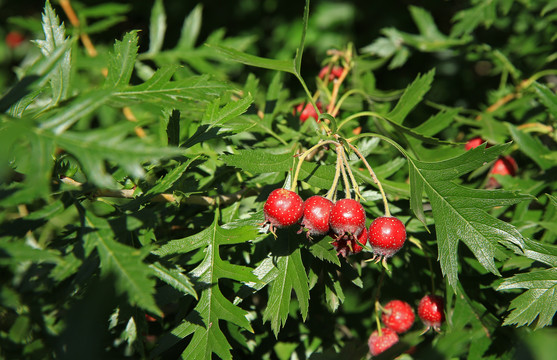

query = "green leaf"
[153,214,258,360]
[533,82,557,119]
[178,4,203,49]
[202,94,253,129]
[39,89,112,134]
[114,74,231,108]
[308,237,341,266]
[0,241,61,265]
[207,44,295,74]
[221,149,293,175]
[387,69,435,124]
[507,124,553,170]
[294,0,311,74]
[34,0,71,106]
[451,0,498,37]
[498,268,557,329]
[263,231,310,336]
[149,262,197,299]
[407,143,533,289]
[105,31,139,88]
[0,39,74,113]
[147,0,166,55]
[82,211,161,316]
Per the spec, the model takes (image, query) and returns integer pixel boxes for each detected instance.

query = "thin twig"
[59,176,253,206]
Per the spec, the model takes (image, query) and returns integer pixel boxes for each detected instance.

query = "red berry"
[297,102,322,123]
[299,195,334,237]
[6,31,25,49]
[329,199,366,237]
[381,300,415,334]
[487,155,518,188]
[331,226,367,257]
[417,294,445,332]
[318,65,344,81]
[464,136,486,151]
[368,327,399,356]
[263,189,304,232]
[368,216,406,259]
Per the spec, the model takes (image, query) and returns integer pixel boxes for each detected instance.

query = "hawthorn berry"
[318,65,343,81]
[368,216,406,260]
[294,101,322,123]
[368,327,399,356]
[464,136,486,151]
[417,294,445,332]
[299,195,334,238]
[487,155,518,188]
[6,31,25,49]
[329,199,366,238]
[381,300,415,334]
[331,226,367,257]
[263,188,304,233]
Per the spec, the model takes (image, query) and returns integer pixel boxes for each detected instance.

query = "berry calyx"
[329,199,366,238]
[464,136,487,151]
[368,216,406,261]
[487,155,518,188]
[263,189,304,233]
[318,65,344,81]
[299,195,334,238]
[331,226,367,257]
[381,300,415,334]
[368,327,399,356]
[417,294,445,332]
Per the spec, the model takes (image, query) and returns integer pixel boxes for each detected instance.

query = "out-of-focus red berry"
[6,31,25,49]
[318,65,344,81]
[464,136,486,151]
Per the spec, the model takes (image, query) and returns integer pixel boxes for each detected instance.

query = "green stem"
[326,152,343,201]
[346,141,390,217]
[336,111,383,132]
[290,140,339,192]
[339,148,362,200]
[336,144,352,199]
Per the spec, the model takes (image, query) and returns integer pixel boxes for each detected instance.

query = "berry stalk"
[290,140,338,192]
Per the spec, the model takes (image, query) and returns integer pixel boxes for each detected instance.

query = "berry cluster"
[368,295,445,356]
[263,190,407,259]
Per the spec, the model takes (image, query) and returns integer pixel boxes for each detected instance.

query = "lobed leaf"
[153,213,258,360]
[498,268,557,329]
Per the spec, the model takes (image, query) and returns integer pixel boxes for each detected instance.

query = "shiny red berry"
[368,327,399,356]
[299,196,334,237]
[418,294,445,332]
[381,300,415,334]
[368,216,406,259]
[464,136,486,151]
[6,31,25,49]
[263,189,304,232]
[329,199,366,237]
